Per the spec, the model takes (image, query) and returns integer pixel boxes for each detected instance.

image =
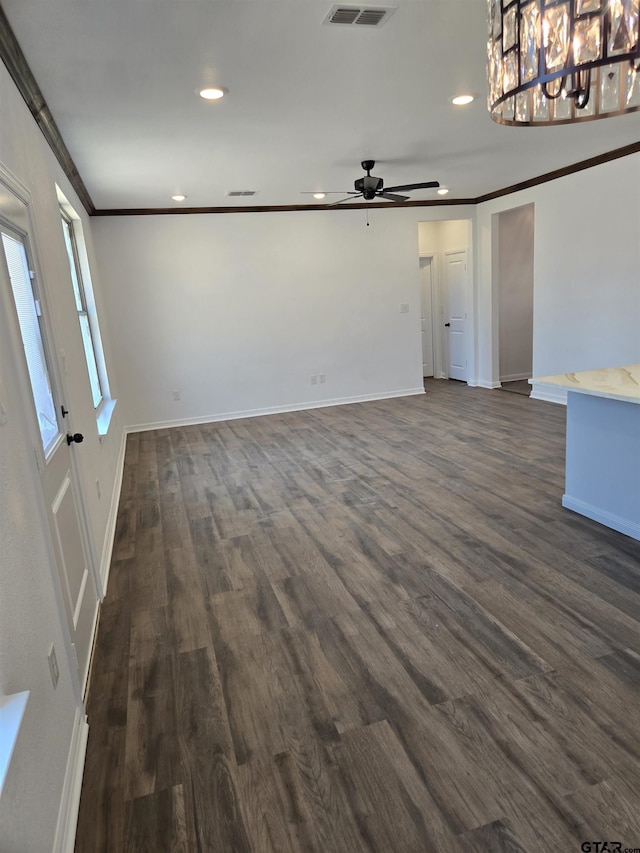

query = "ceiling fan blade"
[328,194,364,206]
[377,192,409,202]
[384,181,440,192]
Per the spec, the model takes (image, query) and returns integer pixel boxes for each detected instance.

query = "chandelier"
[488,0,640,125]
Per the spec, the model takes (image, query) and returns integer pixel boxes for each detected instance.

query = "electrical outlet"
[311,375,317,385]
[173,390,181,401]
[400,303,409,314]
[48,644,59,689]
[319,374,326,384]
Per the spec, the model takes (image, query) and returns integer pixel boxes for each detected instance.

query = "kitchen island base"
[562,391,640,541]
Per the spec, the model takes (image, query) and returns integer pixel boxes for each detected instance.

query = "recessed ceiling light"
[199,86,226,100]
[437,188,449,196]
[451,94,474,106]
[313,193,326,200]
[171,194,186,202]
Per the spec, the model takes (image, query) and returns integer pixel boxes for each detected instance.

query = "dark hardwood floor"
[75,380,640,852]
[500,379,531,397]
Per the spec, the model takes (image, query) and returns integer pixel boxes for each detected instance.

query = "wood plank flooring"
[500,380,531,397]
[75,380,640,852]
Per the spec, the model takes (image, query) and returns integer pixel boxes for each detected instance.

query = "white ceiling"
[3,0,639,210]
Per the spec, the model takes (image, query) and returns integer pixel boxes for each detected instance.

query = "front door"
[444,250,468,381]
[0,187,98,690]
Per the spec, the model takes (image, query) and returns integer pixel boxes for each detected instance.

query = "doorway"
[418,219,471,384]
[496,204,534,393]
[0,180,99,691]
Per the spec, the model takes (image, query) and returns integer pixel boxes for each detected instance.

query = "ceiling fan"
[329,160,439,205]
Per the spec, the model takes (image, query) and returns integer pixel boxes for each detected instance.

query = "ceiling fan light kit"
[488,0,640,125]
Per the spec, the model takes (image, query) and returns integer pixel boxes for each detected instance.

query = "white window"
[1,226,61,455]
[61,213,102,408]
[58,192,115,435]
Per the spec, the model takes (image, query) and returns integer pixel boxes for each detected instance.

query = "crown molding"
[91,197,478,216]
[93,142,640,216]
[1,2,637,219]
[0,3,95,215]
[475,140,640,204]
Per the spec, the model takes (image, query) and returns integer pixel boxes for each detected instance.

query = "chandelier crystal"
[488,0,640,125]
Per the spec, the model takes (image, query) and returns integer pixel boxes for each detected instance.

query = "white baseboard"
[52,709,89,853]
[530,384,567,405]
[562,495,640,542]
[468,379,502,389]
[125,387,427,434]
[98,425,128,596]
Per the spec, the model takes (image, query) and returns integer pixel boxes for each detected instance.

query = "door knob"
[444,322,451,327]
[66,432,84,445]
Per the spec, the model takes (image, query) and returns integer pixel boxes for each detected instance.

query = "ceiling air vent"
[226,191,257,197]
[324,5,396,27]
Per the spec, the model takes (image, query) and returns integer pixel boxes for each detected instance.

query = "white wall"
[475,154,640,396]
[93,205,475,429]
[0,61,123,850]
[498,204,534,382]
[418,218,470,256]
[94,152,640,420]
[533,157,640,377]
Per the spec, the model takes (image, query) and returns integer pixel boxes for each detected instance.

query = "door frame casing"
[419,253,448,380]
[419,255,434,378]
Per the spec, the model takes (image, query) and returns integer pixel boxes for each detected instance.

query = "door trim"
[419,255,434,378]
[419,253,446,380]
[52,707,89,853]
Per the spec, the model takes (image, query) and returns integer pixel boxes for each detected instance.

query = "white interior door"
[0,192,98,690]
[444,250,468,381]
[419,257,434,377]
[39,427,97,686]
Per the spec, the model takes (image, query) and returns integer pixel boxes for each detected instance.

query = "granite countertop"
[531,364,640,404]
